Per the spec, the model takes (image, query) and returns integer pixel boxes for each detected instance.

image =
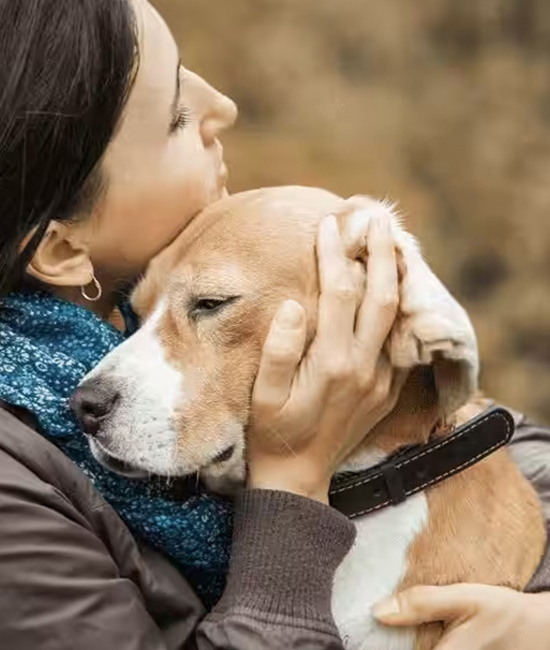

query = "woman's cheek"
[90,149,221,276]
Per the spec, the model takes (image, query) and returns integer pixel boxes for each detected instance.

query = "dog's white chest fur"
[332,493,428,650]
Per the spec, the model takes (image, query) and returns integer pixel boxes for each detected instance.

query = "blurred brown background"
[154,0,550,423]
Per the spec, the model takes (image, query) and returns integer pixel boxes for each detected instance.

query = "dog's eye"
[195,298,226,312]
[190,296,240,318]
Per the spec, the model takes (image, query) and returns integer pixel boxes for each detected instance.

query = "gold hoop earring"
[81,273,102,302]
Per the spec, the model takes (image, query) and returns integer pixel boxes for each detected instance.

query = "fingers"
[252,300,306,412]
[373,584,484,627]
[355,210,399,357]
[316,215,358,351]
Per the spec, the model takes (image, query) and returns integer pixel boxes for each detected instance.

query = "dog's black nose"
[70,380,119,437]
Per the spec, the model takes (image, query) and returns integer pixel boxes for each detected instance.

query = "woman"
[0,2,548,650]
[0,1,402,648]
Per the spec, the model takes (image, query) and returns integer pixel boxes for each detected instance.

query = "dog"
[72,186,546,650]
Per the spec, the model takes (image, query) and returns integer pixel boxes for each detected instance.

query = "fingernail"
[276,300,303,328]
[372,597,400,620]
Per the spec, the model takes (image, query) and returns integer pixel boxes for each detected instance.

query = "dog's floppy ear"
[366,365,443,450]
[339,195,479,418]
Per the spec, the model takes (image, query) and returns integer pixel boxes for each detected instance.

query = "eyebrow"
[170,59,182,129]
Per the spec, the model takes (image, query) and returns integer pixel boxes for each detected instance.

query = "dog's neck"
[336,366,446,475]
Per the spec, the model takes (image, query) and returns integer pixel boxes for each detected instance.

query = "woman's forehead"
[132,0,178,103]
[103,0,178,164]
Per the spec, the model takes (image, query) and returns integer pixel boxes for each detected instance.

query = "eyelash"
[171,106,191,133]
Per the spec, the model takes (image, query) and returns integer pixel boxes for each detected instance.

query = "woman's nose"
[185,70,238,145]
[200,94,238,146]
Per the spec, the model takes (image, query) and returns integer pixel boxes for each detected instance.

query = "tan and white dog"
[73,187,545,650]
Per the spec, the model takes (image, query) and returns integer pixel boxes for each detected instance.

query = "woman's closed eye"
[170,106,191,133]
[169,63,191,134]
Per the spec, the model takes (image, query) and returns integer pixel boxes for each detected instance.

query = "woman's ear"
[26,220,93,288]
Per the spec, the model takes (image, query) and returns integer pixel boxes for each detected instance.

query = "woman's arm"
[508,411,550,591]
[508,410,550,522]
[0,447,185,650]
[197,491,355,650]
[0,460,353,650]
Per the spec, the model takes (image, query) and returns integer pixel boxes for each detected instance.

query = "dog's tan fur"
[132,188,345,471]
[384,398,545,650]
[350,371,544,649]
[125,186,545,648]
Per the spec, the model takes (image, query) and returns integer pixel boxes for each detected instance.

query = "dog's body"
[74,187,546,650]
[332,440,542,650]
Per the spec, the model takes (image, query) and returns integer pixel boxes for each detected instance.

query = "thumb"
[252,300,306,412]
[373,585,480,627]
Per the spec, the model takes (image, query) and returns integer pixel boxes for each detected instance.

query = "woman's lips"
[217,160,229,193]
[219,162,228,185]
[214,139,228,187]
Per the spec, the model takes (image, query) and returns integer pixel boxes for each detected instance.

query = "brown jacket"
[0,406,549,650]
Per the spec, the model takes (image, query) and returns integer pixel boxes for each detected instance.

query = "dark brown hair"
[0,0,138,295]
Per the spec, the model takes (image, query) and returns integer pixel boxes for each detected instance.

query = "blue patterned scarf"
[0,290,233,608]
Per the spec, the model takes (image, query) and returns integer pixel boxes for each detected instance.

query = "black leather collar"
[329,406,514,519]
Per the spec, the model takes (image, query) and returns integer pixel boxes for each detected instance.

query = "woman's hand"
[373,584,550,650]
[247,210,405,503]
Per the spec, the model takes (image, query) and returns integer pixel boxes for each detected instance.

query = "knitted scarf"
[0,290,233,608]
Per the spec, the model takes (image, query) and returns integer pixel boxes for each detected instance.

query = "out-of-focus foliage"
[154,0,550,423]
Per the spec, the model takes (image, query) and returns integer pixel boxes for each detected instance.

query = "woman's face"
[89,0,237,283]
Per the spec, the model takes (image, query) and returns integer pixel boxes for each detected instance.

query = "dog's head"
[71,186,478,490]
[72,187,355,487]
